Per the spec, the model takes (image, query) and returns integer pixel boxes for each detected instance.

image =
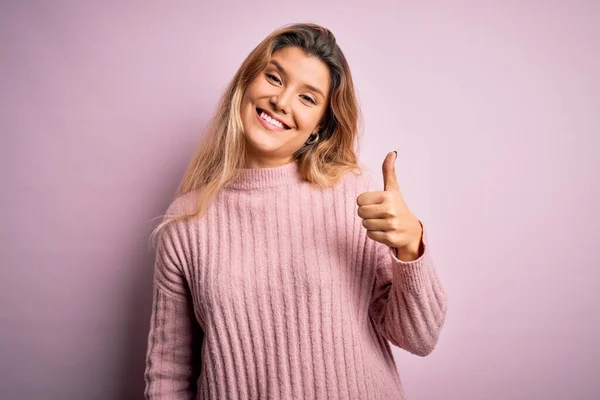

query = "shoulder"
[155,189,202,252]
[338,162,382,193]
[164,189,202,218]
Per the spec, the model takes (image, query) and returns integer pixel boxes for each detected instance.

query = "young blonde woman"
[144,22,447,400]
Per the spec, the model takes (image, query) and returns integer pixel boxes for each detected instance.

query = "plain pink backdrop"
[2,1,598,399]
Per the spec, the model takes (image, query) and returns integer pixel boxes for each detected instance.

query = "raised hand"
[356,151,424,261]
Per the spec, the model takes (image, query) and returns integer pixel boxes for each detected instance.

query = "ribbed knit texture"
[144,160,447,400]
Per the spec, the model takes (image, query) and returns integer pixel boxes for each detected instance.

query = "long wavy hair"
[149,22,365,247]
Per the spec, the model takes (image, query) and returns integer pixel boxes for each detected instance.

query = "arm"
[144,222,203,399]
[367,222,448,356]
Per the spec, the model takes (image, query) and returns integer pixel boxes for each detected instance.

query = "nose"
[270,92,292,115]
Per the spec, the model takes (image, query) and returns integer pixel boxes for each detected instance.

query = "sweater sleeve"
[144,221,203,399]
[367,221,448,357]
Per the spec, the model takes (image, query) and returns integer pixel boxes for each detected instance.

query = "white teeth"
[260,111,284,128]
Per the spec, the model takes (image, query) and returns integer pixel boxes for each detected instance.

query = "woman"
[144,22,447,400]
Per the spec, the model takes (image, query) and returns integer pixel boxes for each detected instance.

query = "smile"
[256,107,291,131]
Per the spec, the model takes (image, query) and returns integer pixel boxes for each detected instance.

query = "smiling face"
[240,46,331,168]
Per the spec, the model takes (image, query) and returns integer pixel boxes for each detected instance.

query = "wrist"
[394,244,421,261]
[394,223,424,261]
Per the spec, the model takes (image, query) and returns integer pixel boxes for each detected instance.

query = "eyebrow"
[268,60,326,99]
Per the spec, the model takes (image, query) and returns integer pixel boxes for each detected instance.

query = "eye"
[265,73,281,84]
[301,95,317,105]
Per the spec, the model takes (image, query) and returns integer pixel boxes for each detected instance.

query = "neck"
[243,156,295,169]
[226,158,302,190]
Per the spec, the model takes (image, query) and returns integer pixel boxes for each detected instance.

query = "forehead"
[268,46,330,98]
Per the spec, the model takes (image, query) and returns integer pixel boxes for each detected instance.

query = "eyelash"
[265,73,317,105]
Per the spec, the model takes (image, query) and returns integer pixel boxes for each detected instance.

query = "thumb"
[382,151,399,191]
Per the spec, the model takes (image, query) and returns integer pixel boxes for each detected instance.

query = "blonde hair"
[149,22,365,248]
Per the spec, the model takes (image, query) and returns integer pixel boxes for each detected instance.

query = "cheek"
[296,110,322,132]
[241,82,257,106]
[246,78,269,99]
[241,89,259,118]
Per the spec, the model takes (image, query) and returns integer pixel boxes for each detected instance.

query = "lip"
[256,107,291,130]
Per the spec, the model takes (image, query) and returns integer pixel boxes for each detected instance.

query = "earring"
[305,132,319,145]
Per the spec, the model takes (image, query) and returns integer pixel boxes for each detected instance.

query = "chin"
[242,110,279,150]
[243,123,281,155]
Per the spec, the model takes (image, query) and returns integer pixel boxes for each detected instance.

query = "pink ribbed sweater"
[144,160,447,400]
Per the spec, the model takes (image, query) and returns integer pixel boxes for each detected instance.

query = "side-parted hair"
[149,22,365,248]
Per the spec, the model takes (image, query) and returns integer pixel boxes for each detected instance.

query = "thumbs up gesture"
[356,151,424,261]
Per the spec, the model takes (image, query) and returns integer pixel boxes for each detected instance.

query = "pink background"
[2,1,598,399]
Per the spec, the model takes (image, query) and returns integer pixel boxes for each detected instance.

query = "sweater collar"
[225,160,303,190]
